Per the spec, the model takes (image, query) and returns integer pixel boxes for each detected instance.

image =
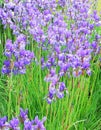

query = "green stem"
[8,72,13,120]
[16,76,20,116]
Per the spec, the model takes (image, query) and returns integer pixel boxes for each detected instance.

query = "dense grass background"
[0,1,101,130]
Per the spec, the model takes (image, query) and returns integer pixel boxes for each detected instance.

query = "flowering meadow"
[0,0,101,130]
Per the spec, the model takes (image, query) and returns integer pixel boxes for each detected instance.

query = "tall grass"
[0,1,101,130]
[0,25,101,130]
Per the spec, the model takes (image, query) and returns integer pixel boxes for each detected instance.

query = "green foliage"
[0,18,101,130]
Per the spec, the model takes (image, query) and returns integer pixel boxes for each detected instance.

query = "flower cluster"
[2,34,34,75]
[0,108,46,130]
[44,68,68,104]
[0,0,101,103]
[41,0,101,102]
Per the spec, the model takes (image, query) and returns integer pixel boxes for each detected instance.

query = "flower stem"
[8,72,13,120]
